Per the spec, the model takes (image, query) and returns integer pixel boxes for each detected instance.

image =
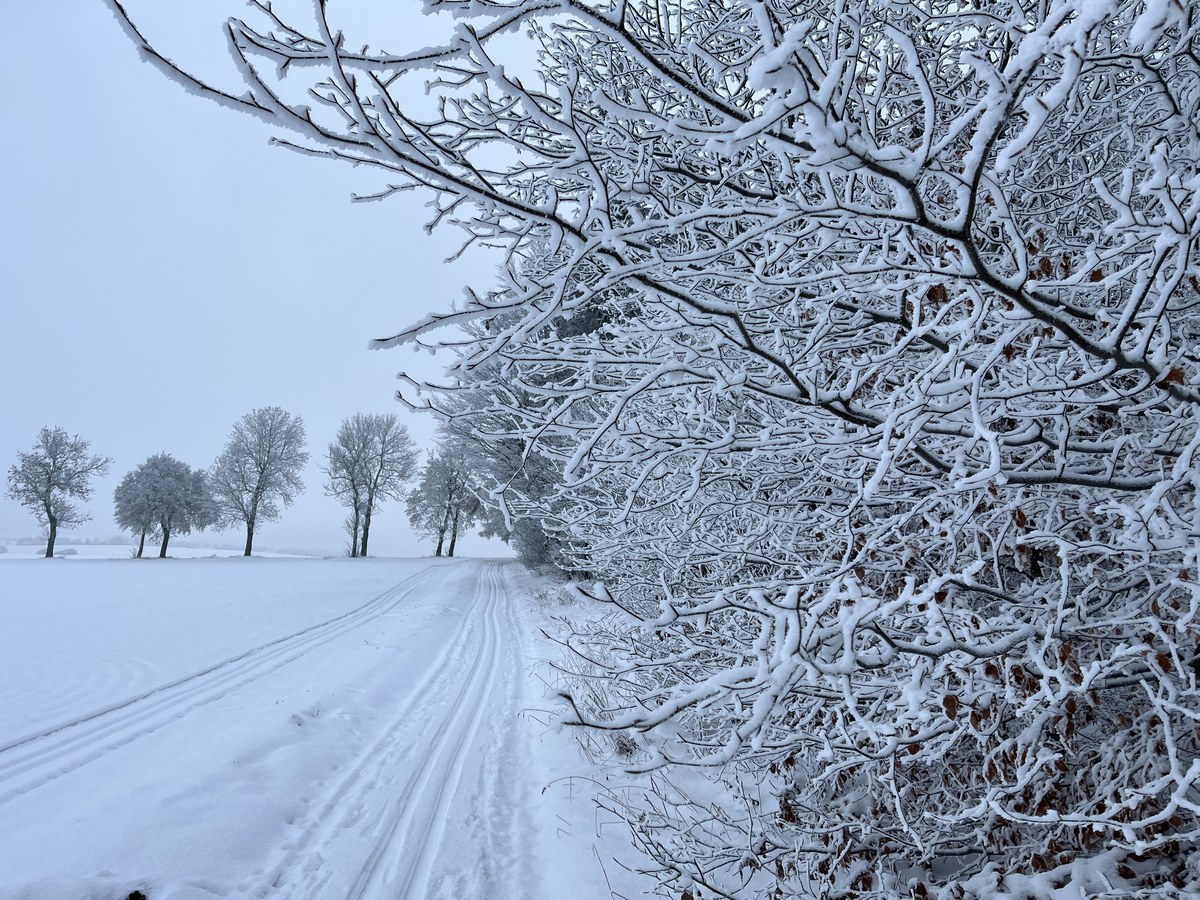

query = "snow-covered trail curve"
[0,557,624,900]
[259,561,533,900]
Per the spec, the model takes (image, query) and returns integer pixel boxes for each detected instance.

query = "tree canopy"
[406,434,482,558]
[114,453,219,558]
[325,413,417,557]
[7,427,111,558]
[210,406,308,556]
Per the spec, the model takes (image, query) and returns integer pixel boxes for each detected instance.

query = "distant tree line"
[7,409,473,558]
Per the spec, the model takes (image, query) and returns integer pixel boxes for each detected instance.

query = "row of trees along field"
[6,411,479,559]
[110,0,1200,896]
[327,412,483,557]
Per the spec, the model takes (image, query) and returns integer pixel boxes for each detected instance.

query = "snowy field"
[0,551,644,900]
[0,543,307,560]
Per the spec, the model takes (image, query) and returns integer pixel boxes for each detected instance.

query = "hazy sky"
[0,2,507,557]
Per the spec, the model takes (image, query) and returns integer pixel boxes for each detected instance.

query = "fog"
[0,2,506,557]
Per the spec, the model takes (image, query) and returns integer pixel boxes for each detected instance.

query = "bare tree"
[406,438,481,557]
[210,407,308,556]
[114,453,219,558]
[325,413,417,556]
[325,417,371,557]
[360,414,417,557]
[7,427,111,558]
[108,1,1200,894]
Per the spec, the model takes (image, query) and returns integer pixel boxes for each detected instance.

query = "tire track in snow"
[256,562,521,900]
[0,564,443,806]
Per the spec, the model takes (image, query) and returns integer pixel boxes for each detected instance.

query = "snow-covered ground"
[0,552,647,900]
[0,543,308,560]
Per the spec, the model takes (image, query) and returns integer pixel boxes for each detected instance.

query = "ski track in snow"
[261,562,531,900]
[0,556,635,900]
[0,564,442,806]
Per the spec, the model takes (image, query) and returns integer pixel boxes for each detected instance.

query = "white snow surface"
[0,551,646,900]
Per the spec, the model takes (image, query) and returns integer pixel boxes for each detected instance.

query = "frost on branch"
[107,0,1200,894]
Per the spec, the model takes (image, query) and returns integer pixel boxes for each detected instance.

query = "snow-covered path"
[0,557,625,900]
[270,563,532,900]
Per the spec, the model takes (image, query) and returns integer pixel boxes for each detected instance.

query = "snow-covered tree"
[111,0,1200,894]
[432,355,576,571]
[112,467,156,558]
[406,437,481,557]
[325,413,418,557]
[7,427,111,558]
[358,414,416,556]
[325,418,371,558]
[114,453,219,558]
[210,407,308,556]
[470,441,570,570]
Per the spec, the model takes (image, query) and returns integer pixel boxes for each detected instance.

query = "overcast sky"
[0,1,508,557]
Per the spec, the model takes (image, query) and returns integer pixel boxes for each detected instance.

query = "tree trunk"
[159,525,171,558]
[136,529,146,559]
[448,506,461,557]
[434,487,454,557]
[360,507,372,558]
[244,496,263,557]
[349,510,360,558]
[44,516,57,558]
